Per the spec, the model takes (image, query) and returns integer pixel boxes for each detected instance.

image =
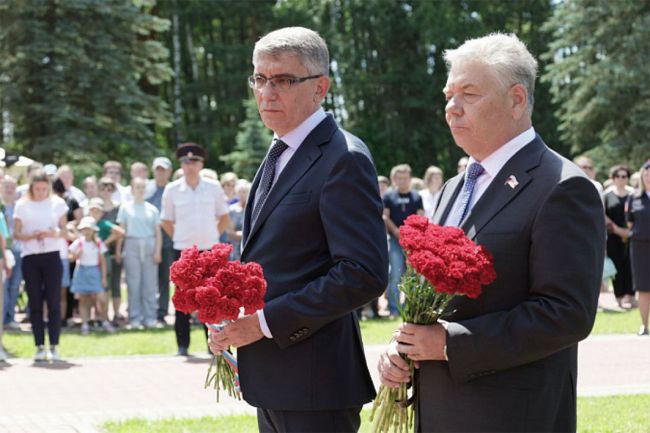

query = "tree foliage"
[0,0,172,165]
[542,0,650,172]
[156,0,276,170]
[220,97,271,180]
[273,0,560,178]
[9,0,631,181]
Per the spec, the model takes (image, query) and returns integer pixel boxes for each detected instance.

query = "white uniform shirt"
[160,177,229,250]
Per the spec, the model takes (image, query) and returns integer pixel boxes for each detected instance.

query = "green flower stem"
[204,352,240,403]
[371,265,456,433]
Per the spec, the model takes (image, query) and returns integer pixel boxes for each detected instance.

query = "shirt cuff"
[257,309,273,339]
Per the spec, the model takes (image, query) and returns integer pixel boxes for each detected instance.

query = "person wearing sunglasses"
[604,165,635,309]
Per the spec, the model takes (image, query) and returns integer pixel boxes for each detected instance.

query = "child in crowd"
[87,198,124,326]
[69,217,111,335]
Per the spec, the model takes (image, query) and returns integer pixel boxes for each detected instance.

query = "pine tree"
[543,0,650,169]
[220,98,271,180]
[0,0,172,164]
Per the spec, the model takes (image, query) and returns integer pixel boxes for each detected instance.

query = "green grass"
[101,414,258,433]
[577,394,650,433]
[359,317,401,345]
[591,307,641,334]
[100,395,650,433]
[1,308,642,359]
[2,327,208,358]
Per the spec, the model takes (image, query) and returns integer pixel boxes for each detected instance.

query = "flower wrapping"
[170,243,267,402]
[371,215,496,433]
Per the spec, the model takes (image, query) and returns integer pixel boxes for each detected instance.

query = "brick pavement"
[1,292,649,433]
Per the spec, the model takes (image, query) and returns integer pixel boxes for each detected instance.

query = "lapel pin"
[505,175,519,189]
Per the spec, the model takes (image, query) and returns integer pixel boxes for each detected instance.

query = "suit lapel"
[461,136,547,240]
[242,115,337,254]
[432,174,464,225]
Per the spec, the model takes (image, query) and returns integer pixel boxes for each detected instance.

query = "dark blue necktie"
[451,162,485,227]
[251,139,289,224]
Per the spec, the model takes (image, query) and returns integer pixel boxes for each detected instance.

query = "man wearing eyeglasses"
[208,27,388,432]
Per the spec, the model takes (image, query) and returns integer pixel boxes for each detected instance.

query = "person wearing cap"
[146,156,174,324]
[69,216,110,335]
[161,142,230,355]
[43,164,58,179]
[87,197,125,326]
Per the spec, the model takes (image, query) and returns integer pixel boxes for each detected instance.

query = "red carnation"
[169,243,267,325]
[372,218,496,429]
[172,288,198,314]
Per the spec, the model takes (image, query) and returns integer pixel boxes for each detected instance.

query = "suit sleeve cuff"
[257,309,273,339]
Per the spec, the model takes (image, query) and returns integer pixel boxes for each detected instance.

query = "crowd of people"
[0,150,247,361]
[573,156,650,335]
[375,155,650,333]
[0,147,647,362]
[0,26,648,433]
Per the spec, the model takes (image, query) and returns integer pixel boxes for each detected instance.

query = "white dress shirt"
[160,177,229,250]
[273,108,327,184]
[447,127,536,226]
[256,107,328,339]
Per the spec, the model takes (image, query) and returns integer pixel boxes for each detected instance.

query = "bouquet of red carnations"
[370,215,496,433]
[170,243,266,402]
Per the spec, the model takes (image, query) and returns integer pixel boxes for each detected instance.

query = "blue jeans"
[3,246,23,324]
[387,236,405,315]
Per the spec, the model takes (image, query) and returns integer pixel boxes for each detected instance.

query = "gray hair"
[253,27,329,76]
[443,33,538,112]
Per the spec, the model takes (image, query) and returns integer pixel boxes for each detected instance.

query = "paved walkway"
[1,293,649,433]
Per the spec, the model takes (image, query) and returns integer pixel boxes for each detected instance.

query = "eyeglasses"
[248,74,322,92]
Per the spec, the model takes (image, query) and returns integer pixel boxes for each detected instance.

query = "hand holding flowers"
[170,243,267,402]
[371,215,496,433]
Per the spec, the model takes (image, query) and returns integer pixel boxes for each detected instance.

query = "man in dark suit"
[378,33,605,432]
[208,27,388,432]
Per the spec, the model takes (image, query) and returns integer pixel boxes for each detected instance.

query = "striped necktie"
[450,162,485,227]
[251,139,289,224]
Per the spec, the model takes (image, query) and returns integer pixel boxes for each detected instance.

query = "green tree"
[0,0,172,165]
[156,0,277,173]
[278,0,560,178]
[543,0,650,171]
[220,97,272,180]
